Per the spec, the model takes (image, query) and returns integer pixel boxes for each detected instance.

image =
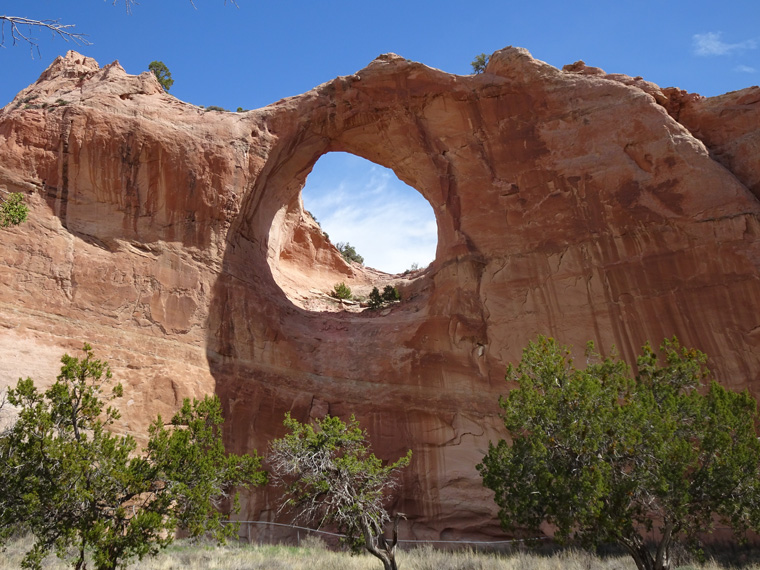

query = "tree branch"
[0,16,90,56]
[1,2,238,55]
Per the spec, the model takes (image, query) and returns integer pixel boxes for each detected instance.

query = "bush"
[332,282,352,300]
[471,53,489,74]
[336,242,364,265]
[367,286,400,310]
[367,287,383,309]
[0,192,28,227]
[478,335,760,570]
[381,285,400,303]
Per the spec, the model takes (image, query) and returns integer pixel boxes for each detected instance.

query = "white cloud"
[693,32,757,56]
[735,64,757,73]
[302,153,438,274]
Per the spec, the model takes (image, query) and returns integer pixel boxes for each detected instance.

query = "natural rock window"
[266,152,438,312]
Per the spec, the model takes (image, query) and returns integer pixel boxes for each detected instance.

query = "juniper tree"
[471,53,489,74]
[336,242,364,265]
[0,343,265,570]
[270,413,411,570]
[148,61,173,91]
[478,336,760,570]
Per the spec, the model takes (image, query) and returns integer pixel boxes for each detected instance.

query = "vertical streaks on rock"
[1,47,760,539]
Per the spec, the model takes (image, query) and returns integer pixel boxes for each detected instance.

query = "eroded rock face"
[1,48,759,539]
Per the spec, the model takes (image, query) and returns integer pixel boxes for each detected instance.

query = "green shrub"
[269,413,410,569]
[336,242,364,265]
[332,282,352,300]
[471,53,489,74]
[0,344,265,570]
[367,287,383,309]
[0,192,28,227]
[381,285,400,303]
[366,286,401,310]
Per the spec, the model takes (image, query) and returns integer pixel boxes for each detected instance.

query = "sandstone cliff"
[1,48,759,540]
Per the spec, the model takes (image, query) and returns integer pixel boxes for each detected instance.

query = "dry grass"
[2,535,759,570]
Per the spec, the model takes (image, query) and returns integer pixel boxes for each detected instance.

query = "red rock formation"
[1,48,759,540]
[673,86,760,200]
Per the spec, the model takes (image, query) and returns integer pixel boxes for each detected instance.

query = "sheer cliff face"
[1,48,759,538]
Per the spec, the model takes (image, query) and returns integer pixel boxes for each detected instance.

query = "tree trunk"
[75,539,87,570]
[654,523,674,570]
[362,520,393,570]
[620,533,672,570]
[362,513,405,570]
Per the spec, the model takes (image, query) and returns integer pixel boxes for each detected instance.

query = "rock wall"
[1,48,759,539]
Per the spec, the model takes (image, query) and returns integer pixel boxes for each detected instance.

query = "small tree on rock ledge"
[471,53,489,74]
[336,242,364,265]
[149,60,173,91]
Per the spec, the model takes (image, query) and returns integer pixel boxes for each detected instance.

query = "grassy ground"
[2,535,759,570]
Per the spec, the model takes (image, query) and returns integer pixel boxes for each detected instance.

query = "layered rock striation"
[1,48,759,539]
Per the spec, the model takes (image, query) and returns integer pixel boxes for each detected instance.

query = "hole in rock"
[267,152,438,313]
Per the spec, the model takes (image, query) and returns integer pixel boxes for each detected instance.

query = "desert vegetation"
[327,283,401,310]
[337,242,364,265]
[332,282,353,300]
[0,345,265,570]
[0,190,28,227]
[2,534,760,570]
[148,61,173,91]
[367,285,400,309]
[480,336,760,570]
[270,414,411,570]
[2,338,759,570]
[471,53,489,74]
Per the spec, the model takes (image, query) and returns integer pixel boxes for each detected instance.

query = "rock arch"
[1,48,759,541]
[208,56,503,537]
[208,49,760,538]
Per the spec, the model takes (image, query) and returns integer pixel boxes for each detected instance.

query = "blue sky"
[2,0,758,272]
[303,154,438,274]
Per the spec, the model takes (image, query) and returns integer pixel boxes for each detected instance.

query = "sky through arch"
[301,153,437,275]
